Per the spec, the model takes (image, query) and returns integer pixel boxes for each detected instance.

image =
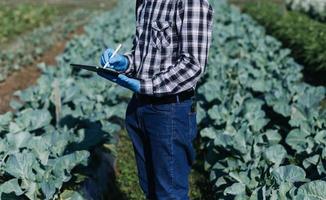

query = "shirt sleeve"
[140,0,214,95]
[123,49,135,75]
[123,0,142,76]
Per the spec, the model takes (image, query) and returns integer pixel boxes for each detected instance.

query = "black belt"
[135,89,195,105]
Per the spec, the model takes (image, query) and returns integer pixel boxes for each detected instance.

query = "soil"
[0,26,85,114]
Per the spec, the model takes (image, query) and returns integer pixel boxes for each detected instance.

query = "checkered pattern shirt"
[124,0,214,96]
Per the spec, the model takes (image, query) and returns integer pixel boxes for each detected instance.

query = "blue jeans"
[125,94,198,200]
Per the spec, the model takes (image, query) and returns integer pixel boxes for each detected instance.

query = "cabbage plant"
[0,0,135,199]
[196,0,326,199]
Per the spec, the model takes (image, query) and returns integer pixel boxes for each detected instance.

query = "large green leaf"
[5,152,37,180]
[272,165,306,184]
[6,131,32,150]
[60,190,85,200]
[200,127,216,140]
[296,180,326,200]
[285,129,310,153]
[263,144,287,165]
[15,109,52,131]
[314,130,326,145]
[51,151,89,180]
[24,182,38,200]
[244,99,269,132]
[41,181,56,200]
[224,182,246,195]
[0,112,13,132]
[263,130,282,144]
[296,86,325,108]
[0,178,24,196]
[303,155,320,169]
[208,105,228,126]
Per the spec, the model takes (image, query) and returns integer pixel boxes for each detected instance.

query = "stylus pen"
[103,44,122,68]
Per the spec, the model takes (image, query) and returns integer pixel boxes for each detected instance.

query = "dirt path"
[0,26,84,114]
[0,0,118,114]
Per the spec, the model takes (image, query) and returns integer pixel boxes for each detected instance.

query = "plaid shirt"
[124,0,214,96]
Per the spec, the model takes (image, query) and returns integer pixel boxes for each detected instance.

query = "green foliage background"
[0,0,326,199]
[0,4,57,43]
[285,0,326,22]
[243,1,326,75]
[195,0,326,199]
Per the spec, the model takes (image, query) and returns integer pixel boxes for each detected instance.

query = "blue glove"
[97,72,140,93]
[100,48,129,72]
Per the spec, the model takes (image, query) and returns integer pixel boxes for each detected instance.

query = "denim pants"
[125,94,198,200]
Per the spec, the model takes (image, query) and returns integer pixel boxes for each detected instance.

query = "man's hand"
[97,71,140,93]
[100,48,129,72]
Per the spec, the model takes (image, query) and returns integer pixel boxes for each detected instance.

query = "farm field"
[0,0,325,199]
[242,0,326,86]
[0,0,117,113]
[0,0,115,45]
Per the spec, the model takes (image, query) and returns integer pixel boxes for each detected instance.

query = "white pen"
[103,44,122,68]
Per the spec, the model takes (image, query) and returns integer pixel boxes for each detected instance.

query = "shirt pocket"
[150,20,173,51]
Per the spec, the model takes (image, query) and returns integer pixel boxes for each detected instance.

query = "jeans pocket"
[150,103,173,113]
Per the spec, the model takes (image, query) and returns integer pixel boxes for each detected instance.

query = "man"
[98,0,213,199]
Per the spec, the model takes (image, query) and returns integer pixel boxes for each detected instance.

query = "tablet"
[70,63,121,77]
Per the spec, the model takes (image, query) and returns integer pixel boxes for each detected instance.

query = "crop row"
[242,1,326,80]
[0,1,134,199]
[0,4,57,43]
[0,9,92,82]
[1,0,325,199]
[196,0,326,199]
[285,0,326,21]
